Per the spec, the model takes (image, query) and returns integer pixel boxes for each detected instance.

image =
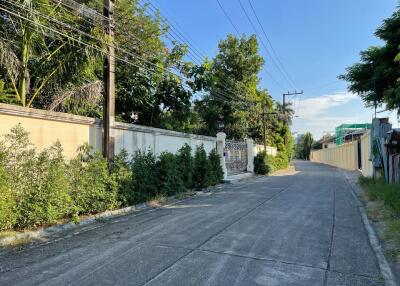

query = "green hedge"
[0,126,224,231]
[254,150,289,175]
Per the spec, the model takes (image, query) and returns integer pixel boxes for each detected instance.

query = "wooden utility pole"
[103,0,115,161]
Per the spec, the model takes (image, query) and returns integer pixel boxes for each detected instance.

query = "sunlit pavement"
[0,160,384,285]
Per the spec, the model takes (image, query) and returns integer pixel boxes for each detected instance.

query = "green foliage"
[295,132,314,160]
[0,152,15,231]
[131,150,158,201]
[20,144,72,227]
[195,35,265,139]
[157,152,185,196]
[68,144,117,215]
[339,7,400,111]
[193,144,211,188]
[208,149,224,185]
[254,151,270,175]
[110,149,134,205]
[267,152,289,172]
[0,125,227,231]
[177,144,194,189]
[360,176,400,214]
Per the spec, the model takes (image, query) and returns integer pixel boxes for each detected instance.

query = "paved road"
[0,161,384,285]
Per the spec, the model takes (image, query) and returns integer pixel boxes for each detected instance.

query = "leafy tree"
[339,7,400,111]
[194,34,265,139]
[295,132,314,160]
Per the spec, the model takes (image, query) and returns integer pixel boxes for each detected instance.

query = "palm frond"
[0,39,20,82]
[48,80,103,111]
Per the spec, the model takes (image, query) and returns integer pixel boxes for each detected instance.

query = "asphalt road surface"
[0,160,385,285]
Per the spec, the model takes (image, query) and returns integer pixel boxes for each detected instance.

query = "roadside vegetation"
[294,132,313,160]
[0,125,224,232]
[254,151,290,175]
[359,176,400,259]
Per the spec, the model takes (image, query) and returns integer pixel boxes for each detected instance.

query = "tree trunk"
[18,29,30,107]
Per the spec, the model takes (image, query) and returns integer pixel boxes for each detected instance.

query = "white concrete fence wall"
[310,131,373,175]
[254,144,277,157]
[0,103,217,159]
[0,103,281,178]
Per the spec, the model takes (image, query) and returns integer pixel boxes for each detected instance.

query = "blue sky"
[154,0,399,138]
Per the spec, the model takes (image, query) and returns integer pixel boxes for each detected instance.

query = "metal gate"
[224,140,248,175]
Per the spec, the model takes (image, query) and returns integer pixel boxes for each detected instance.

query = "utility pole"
[282,90,303,145]
[103,0,115,161]
[282,90,303,120]
[262,100,266,152]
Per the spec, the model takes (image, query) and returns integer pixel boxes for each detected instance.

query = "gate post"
[216,132,228,179]
[246,138,254,173]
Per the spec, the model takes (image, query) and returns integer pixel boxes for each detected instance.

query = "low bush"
[157,152,185,195]
[254,151,269,175]
[21,144,73,227]
[69,144,117,216]
[193,144,211,188]
[267,152,289,172]
[208,149,224,185]
[110,149,134,206]
[0,152,15,231]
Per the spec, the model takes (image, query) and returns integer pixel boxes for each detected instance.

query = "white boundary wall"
[0,103,217,159]
[254,144,277,157]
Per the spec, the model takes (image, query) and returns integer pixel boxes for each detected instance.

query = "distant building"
[335,123,371,145]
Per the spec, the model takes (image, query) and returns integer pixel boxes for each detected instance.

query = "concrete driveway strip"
[0,161,386,285]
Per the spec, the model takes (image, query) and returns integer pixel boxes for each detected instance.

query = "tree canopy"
[339,7,400,112]
[0,1,295,160]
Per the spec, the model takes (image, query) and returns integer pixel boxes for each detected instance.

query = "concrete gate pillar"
[216,132,228,179]
[246,138,254,173]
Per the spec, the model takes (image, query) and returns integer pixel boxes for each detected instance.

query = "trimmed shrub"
[177,143,194,189]
[254,151,270,175]
[69,144,117,215]
[208,149,224,185]
[157,152,185,196]
[193,144,211,188]
[131,150,158,201]
[110,149,134,206]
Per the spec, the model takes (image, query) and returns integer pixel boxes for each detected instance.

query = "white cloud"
[295,92,358,119]
[291,91,361,139]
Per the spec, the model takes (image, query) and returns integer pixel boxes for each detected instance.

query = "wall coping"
[0,103,217,142]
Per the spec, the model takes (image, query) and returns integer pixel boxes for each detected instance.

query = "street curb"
[344,171,397,286]
[0,188,221,248]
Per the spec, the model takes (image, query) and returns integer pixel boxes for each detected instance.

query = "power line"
[247,0,297,88]
[1,1,253,108]
[238,0,295,90]
[215,0,241,37]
